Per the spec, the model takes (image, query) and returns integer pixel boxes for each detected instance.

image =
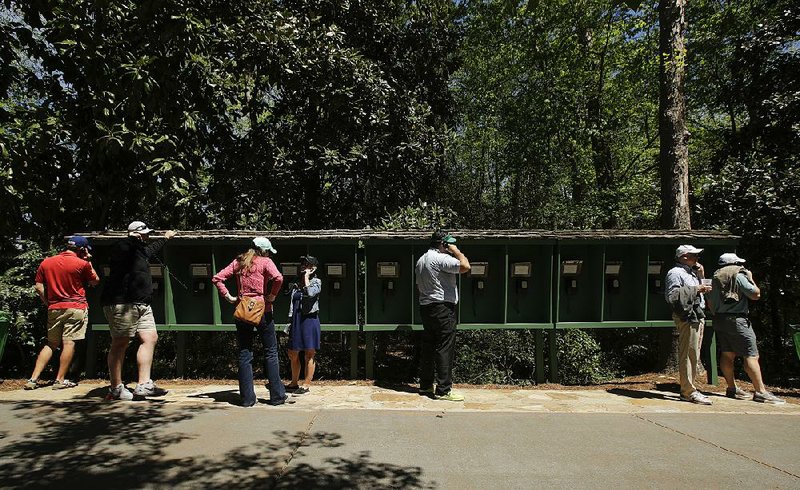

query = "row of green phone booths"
[80,230,738,382]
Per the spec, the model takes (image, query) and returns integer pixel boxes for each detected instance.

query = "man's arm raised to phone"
[449,245,471,274]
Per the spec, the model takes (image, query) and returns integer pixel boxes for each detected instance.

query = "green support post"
[163,265,177,326]
[177,332,187,378]
[551,246,561,383]
[350,331,359,379]
[85,326,97,378]
[644,246,651,322]
[549,329,559,383]
[0,311,10,367]
[599,246,606,322]
[365,332,375,379]
[211,249,222,326]
[503,246,509,324]
[707,330,718,385]
[353,246,360,379]
[535,330,545,384]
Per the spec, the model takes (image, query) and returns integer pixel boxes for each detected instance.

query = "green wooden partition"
[83,233,360,378]
[362,231,738,383]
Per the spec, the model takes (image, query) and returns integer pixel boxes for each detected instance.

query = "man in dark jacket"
[101,221,176,400]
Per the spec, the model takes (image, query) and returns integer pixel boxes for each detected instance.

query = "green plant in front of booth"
[0,241,48,373]
[454,330,538,386]
[556,330,619,385]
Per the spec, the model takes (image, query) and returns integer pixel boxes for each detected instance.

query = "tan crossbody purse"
[233,296,265,326]
[232,272,265,326]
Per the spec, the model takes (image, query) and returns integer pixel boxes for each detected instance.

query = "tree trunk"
[658,0,691,230]
[657,0,690,373]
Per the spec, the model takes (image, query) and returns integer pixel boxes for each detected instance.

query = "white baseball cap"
[128,221,152,235]
[675,244,704,258]
[718,253,746,265]
[253,237,277,254]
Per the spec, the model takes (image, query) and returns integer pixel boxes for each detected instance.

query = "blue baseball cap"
[67,235,91,250]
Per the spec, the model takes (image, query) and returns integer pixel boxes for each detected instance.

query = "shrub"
[556,330,618,385]
[0,241,48,376]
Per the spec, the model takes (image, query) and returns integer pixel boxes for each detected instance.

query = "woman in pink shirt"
[212,237,289,406]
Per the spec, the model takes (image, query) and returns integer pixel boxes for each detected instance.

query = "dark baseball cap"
[67,235,91,250]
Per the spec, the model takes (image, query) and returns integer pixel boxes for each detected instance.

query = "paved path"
[1,384,799,488]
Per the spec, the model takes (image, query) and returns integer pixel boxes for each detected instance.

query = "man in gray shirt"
[665,244,713,405]
[416,230,470,401]
[709,253,784,404]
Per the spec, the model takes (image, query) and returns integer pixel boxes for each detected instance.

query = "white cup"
[701,279,712,286]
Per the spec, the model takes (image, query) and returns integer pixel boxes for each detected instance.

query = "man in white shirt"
[415,230,470,401]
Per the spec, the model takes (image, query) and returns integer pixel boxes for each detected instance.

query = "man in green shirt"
[709,253,784,404]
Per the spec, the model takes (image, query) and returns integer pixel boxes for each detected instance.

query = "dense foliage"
[2,0,798,384]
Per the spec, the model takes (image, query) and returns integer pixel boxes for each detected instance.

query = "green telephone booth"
[556,243,604,325]
[364,242,415,329]
[457,243,505,326]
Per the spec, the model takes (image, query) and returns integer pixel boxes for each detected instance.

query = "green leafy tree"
[446,0,661,230]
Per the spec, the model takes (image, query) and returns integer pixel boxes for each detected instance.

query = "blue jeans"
[235,312,286,406]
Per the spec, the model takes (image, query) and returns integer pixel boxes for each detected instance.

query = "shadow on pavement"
[655,382,681,393]
[188,389,243,406]
[606,388,677,401]
[0,400,434,488]
[374,381,422,395]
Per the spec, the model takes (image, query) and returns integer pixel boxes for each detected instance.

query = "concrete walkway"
[1,383,799,488]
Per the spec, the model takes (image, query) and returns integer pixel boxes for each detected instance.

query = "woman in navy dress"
[287,256,322,394]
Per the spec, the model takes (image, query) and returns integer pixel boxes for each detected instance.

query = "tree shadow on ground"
[0,399,435,488]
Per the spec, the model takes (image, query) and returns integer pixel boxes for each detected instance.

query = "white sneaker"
[680,391,712,405]
[105,383,134,401]
[133,380,168,397]
[753,391,786,405]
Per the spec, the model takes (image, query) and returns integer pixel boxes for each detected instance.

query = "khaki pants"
[673,314,705,397]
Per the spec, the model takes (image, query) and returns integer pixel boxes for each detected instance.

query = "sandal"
[292,386,310,395]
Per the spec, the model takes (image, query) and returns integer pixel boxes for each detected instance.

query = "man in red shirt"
[24,236,100,390]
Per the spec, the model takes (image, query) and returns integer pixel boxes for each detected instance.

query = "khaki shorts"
[47,308,89,342]
[103,304,157,338]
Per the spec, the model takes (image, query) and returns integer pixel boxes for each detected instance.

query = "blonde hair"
[236,248,268,274]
